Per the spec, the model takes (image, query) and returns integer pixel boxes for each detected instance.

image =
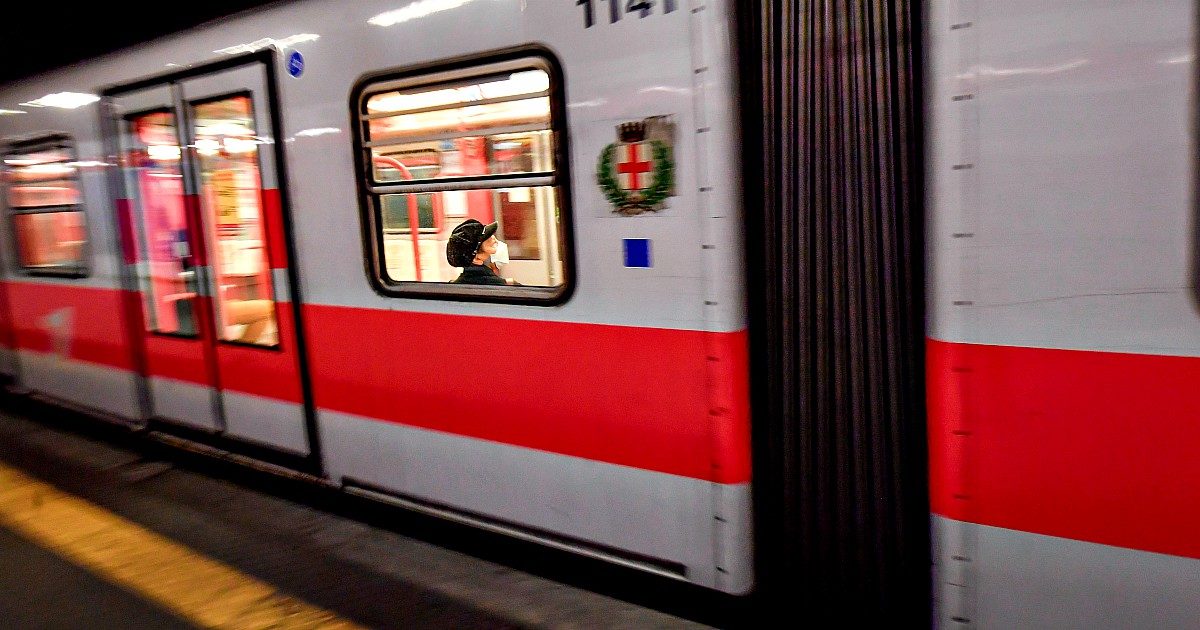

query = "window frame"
[349,47,575,305]
[2,133,90,278]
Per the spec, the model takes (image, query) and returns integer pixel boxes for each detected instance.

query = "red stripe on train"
[2,281,749,482]
[305,305,751,483]
[217,303,304,403]
[5,282,300,403]
[928,338,1200,560]
[6,282,136,371]
[261,188,288,269]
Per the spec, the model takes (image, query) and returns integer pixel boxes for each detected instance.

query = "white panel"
[17,350,139,418]
[318,409,752,592]
[714,480,753,595]
[108,85,175,119]
[933,516,1200,630]
[926,0,1200,356]
[149,375,219,431]
[222,391,308,455]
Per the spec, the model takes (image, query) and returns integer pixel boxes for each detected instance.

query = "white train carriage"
[0,0,752,593]
[8,0,1200,625]
[925,0,1200,626]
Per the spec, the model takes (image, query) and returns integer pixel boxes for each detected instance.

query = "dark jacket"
[451,264,507,286]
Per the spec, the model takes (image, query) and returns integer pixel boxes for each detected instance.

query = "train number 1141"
[576,0,678,28]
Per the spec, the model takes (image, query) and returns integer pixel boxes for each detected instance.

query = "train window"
[2,137,88,276]
[120,110,199,337]
[353,54,571,302]
[191,95,279,347]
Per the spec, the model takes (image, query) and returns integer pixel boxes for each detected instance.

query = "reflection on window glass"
[121,110,196,336]
[4,140,88,273]
[192,95,278,347]
[382,193,437,232]
[358,60,567,293]
[12,212,85,268]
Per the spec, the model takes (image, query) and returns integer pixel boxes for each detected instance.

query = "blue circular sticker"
[287,51,305,78]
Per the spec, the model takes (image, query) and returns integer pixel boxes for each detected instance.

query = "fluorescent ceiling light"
[23,163,75,176]
[195,139,221,156]
[0,109,26,115]
[147,145,182,161]
[197,122,253,137]
[21,92,99,109]
[368,70,548,114]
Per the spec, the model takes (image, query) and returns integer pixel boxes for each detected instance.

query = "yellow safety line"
[0,464,365,629]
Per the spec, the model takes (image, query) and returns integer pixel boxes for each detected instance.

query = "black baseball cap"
[446,219,498,267]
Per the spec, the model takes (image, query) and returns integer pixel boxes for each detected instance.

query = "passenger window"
[192,95,279,347]
[353,54,571,302]
[120,110,198,336]
[3,137,88,275]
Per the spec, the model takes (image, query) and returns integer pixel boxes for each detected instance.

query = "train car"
[3,0,1198,626]
[0,0,751,595]
[924,0,1200,626]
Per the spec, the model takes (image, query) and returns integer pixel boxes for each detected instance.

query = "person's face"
[479,235,498,256]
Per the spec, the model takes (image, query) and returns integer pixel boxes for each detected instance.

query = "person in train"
[485,236,509,276]
[446,219,511,285]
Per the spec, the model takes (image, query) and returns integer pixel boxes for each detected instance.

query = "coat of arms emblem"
[597,116,676,215]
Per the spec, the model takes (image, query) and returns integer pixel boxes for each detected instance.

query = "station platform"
[0,397,742,629]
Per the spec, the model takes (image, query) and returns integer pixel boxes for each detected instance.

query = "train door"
[110,59,310,455]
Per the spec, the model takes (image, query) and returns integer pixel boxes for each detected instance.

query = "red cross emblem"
[616,141,654,191]
[598,116,675,215]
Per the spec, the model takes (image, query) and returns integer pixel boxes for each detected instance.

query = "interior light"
[195,139,222,156]
[368,87,472,113]
[368,70,548,115]
[478,71,550,99]
[0,108,26,115]
[222,137,259,154]
[20,92,100,109]
[147,145,182,161]
[198,121,253,137]
[23,163,75,176]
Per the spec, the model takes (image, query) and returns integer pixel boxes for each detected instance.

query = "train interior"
[365,68,565,287]
[119,95,279,346]
[5,143,88,272]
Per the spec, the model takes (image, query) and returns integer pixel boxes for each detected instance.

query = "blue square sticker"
[623,238,651,268]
